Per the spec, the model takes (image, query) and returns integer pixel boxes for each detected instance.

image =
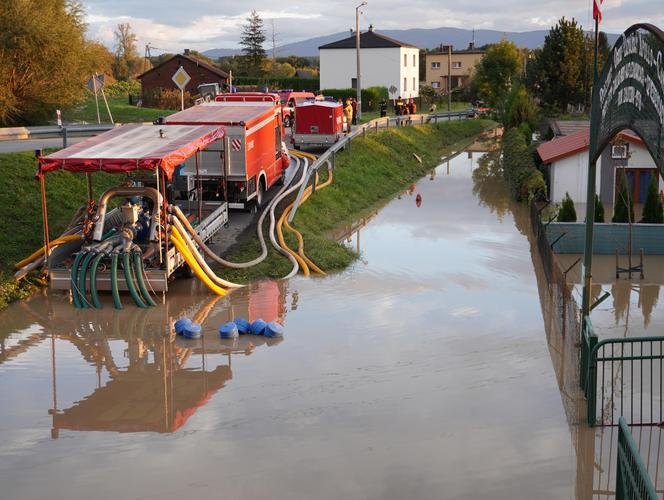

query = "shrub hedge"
[502,128,547,204]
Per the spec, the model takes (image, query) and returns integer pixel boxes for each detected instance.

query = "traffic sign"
[389,85,398,97]
[172,66,191,90]
[86,75,104,93]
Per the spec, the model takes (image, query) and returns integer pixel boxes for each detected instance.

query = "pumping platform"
[32,123,230,300]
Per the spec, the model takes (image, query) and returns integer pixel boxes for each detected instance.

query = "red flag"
[593,0,603,22]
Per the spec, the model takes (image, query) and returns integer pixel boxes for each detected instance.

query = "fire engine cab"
[164,93,290,210]
[276,90,316,127]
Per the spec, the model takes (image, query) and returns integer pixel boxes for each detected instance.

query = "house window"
[404,54,407,67]
[452,61,462,69]
[404,77,407,91]
[432,81,440,89]
[431,62,441,69]
[612,144,629,159]
[413,54,416,66]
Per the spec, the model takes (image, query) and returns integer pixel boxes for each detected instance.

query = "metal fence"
[582,315,664,427]
[617,416,659,499]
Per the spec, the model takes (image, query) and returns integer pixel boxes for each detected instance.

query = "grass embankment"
[0,151,118,309]
[220,119,493,282]
[62,96,176,124]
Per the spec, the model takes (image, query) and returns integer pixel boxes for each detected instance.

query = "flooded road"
[1,140,581,499]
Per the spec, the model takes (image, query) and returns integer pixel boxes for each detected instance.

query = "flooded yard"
[1,140,592,499]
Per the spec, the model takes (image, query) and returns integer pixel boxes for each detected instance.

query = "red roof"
[39,123,224,179]
[537,128,645,164]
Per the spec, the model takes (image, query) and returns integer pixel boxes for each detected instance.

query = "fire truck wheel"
[254,180,265,210]
[283,116,291,127]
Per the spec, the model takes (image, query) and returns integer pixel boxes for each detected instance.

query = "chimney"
[368,24,374,32]
[184,48,190,55]
[468,41,475,50]
[350,28,354,36]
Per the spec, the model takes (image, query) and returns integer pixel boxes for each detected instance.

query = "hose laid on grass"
[167,155,304,269]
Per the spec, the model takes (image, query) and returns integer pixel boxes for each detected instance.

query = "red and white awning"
[39,123,225,179]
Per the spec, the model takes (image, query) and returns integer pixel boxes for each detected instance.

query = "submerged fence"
[617,416,659,499]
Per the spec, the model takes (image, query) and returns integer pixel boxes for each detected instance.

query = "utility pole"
[271,20,277,60]
[447,45,452,119]
[356,1,367,121]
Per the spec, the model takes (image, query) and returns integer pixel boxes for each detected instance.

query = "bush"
[501,128,547,203]
[320,87,388,111]
[612,169,634,223]
[144,88,194,109]
[594,194,605,223]
[641,173,664,223]
[104,80,141,98]
[558,192,577,222]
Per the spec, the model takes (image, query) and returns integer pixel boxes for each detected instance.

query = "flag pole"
[581,12,601,317]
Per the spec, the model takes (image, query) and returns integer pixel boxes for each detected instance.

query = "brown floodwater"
[0,138,632,499]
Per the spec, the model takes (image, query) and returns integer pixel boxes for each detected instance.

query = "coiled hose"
[167,155,305,269]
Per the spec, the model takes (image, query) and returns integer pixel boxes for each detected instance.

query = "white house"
[319,26,419,99]
[537,128,658,206]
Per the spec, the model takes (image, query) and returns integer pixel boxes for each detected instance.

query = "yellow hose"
[170,231,227,296]
[15,234,83,269]
[276,209,310,276]
[171,223,244,288]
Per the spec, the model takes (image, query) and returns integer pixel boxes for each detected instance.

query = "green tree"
[594,194,605,223]
[533,17,586,112]
[612,170,635,223]
[239,10,267,77]
[112,23,142,80]
[558,192,577,222]
[641,173,664,223]
[473,39,521,107]
[0,0,95,125]
[504,83,539,129]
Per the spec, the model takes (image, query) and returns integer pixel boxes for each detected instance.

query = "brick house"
[138,50,229,106]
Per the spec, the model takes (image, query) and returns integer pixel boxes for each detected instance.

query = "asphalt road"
[0,136,88,153]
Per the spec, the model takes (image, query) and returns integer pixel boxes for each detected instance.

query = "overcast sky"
[83,0,664,53]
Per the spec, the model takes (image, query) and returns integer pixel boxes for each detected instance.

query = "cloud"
[81,0,664,52]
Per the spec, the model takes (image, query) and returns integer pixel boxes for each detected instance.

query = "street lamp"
[356,1,367,121]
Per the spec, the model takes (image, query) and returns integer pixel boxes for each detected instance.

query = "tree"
[612,170,635,223]
[533,17,586,112]
[262,60,296,78]
[504,84,539,129]
[473,39,521,107]
[558,192,577,222]
[0,0,96,125]
[112,23,142,80]
[239,10,267,77]
[594,194,605,223]
[641,174,664,223]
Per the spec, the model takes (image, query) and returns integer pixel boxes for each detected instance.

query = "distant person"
[409,99,416,115]
[344,99,353,132]
[379,100,387,118]
[351,98,358,125]
[396,96,404,115]
[429,102,437,113]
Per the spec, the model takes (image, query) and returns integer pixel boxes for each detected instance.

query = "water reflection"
[1,280,288,439]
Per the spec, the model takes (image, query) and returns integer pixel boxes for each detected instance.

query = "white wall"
[551,151,602,203]
[320,46,419,98]
[629,141,657,169]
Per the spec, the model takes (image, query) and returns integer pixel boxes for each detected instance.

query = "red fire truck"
[292,100,345,148]
[164,93,290,210]
[276,90,316,127]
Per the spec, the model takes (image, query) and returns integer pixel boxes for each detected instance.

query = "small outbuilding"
[138,50,229,107]
[537,128,659,207]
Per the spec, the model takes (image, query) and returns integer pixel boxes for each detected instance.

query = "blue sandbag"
[233,317,251,335]
[250,319,267,336]
[174,318,192,335]
[264,321,284,338]
[183,322,202,339]
[219,321,239,339]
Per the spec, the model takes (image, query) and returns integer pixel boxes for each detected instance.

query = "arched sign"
[590,23,664,175]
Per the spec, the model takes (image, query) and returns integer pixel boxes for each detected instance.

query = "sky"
[82,0,664,53]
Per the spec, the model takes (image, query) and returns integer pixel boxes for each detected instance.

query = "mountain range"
[203,26,619,58]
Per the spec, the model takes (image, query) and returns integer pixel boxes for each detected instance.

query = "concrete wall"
[546,222,664,255]
[320,47,419,98]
